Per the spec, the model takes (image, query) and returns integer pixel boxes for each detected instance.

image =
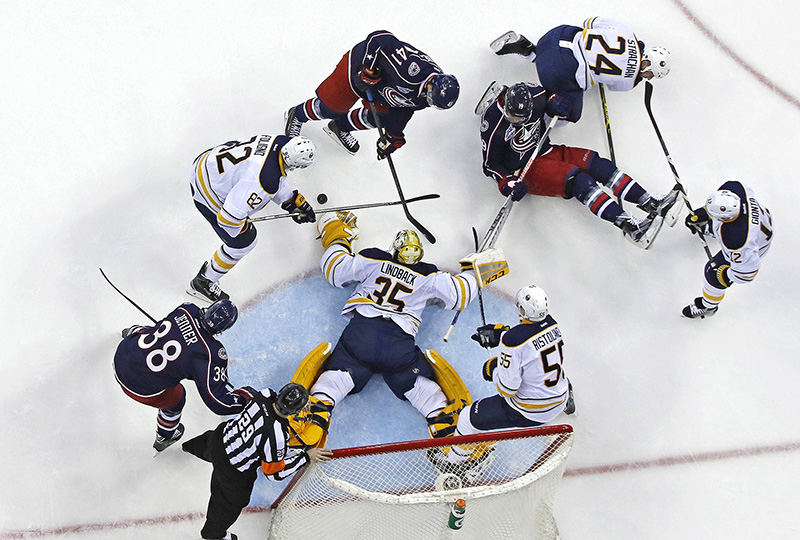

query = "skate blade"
[639,215,666,249]
[489,31,519,53]
[186,287,215,305]
[663,192,685,227]
[322,125,358,155]
[474,80,502,116]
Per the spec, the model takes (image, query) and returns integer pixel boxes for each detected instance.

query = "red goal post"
[269,425,574,539]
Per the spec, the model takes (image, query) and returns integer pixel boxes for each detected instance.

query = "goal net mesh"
[269,425,573,539]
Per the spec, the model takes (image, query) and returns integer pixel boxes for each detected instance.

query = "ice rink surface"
[2,0,798,538]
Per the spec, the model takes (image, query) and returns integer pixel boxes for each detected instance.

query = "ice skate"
[284,106,303,137]
[638,187,682,226]
[489,31,536,57]
[564,381,575,415]
[681,297,718,319]
[188,263,229,303]
[153,423,185,452]
[121,325,144,338]
[619,214,662,249]
[323,121,360,154]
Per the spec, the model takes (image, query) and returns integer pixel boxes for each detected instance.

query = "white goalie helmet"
[705,189,741,222]
[281,136,316,171]
[391,229,424,265]
[642,46,672,79]
[515,285,548,322]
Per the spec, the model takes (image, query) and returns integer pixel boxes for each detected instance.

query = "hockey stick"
[250,193,440,222]
[599,83,622,205]
[472,227,487,326]
[99,268,157,324]
[365,89,436,244]
[643,81,713,261]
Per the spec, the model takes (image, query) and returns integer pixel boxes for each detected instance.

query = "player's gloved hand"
[232,386,257,404]
[482,357,498,382]
[356,67,382,92]
[471,323,510,349]
[281,190,316,223]
[545,93,570,118]
[685,207,711,235]
[377,133,406,160]
[499,176,527,201]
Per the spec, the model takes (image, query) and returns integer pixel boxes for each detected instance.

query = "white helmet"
[642,46,672,79]
[705,189,741,222]
[391,229,424,265]
[515,285,548,321]
[281,136,316,171]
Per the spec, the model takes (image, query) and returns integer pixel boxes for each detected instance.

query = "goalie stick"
[250,193,440,222]
[99,268,157,324]
[644,82,713,261]
[365,89,436,244]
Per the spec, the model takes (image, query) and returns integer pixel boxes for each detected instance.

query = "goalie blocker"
[459,248,509,288]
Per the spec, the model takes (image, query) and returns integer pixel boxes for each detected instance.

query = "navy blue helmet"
[201,299,238,334]
[426,74,459,109]
[503,83,534,124]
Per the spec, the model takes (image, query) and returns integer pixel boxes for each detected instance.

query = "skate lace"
[209,281,223,295]
[340,131,358,148]
[287,118,302,137]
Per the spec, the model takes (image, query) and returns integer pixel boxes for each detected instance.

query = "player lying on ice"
[478,81,680,248]
[283,211,510,450]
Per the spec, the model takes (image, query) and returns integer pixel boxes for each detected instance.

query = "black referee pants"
[183,424,258,540]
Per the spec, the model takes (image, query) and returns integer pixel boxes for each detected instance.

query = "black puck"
[317,193,328,204]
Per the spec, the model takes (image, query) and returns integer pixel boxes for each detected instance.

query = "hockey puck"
[317,193,328,204]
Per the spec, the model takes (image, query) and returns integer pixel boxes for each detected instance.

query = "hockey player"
[113,300,252,452]
[284,30,459,158]
[480,82,678,247]
[682,181,773,318]
[304,212,508,443]
[444,285,575,467]
[490,17,671,122]
[188,135,317,303]
[182,383,333,540]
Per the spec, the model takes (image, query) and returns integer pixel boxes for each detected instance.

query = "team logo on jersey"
[381,88,415,108]
[510,120,541,156]
[408,62,420,76]
[218,347,228,360]
[396,86,413,94]
[480,120,489,132]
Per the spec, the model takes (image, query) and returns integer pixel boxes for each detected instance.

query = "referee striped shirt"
[221,389,309,480]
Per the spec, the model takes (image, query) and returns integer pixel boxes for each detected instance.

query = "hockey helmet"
[391,229,424,265]
[503,83,534,124]
[275,382,309,417]
[425,74,460,109]
[642,46,672,79]
[202,299,238,334]
[281,136,316,171]
[515,285,548,322]
[705,189,741,222]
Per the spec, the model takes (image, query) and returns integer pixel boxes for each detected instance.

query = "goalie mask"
[515,285,548,322]
[281,136,316,171]
[705,189,741,222]
[275,383,309,417]
[391,229,424,265]
[201,299,238,334]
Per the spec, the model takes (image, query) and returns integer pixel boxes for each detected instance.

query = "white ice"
[2,0,799,538]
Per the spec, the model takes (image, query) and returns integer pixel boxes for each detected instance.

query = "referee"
[183,382,332,540]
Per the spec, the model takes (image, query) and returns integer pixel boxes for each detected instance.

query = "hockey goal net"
[268,425,573,539]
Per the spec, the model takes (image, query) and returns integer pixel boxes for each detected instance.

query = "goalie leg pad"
[426,399,468,439]
[290,342,333,389]
[459,248,510,288]
[425,349,472,404]
[288,395,334,449]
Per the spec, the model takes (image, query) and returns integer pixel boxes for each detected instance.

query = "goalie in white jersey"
[307,211,508,440]
[446,285,574,466]
[682,181,773,318]
[188,134,317,303]
[490,17,671,122]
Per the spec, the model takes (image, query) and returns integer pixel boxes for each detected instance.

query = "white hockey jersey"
[493,316,570,423]
[190,134,295,237]
[711,181,773,284]
[572,17,642,92]
[320,245,478,336]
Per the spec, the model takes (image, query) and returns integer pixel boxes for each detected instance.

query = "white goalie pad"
[460,248,510,287]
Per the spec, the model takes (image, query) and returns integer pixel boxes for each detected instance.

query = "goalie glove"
[459,248,509,288]
[471,323,510,349]
[316,211,358,249]
[482,357,498,382]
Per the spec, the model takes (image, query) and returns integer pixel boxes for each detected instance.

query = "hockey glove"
[357,67,382,89]
[460,248,510,288]
[482,357,498,382]
[316,211,359,250]
[281,190,316,223]
[232,386,257,405]
[545,93,570,119]
[471,323,510,349]
[685,208,711,235]
[499,176,527,201]
[377,133,405,160]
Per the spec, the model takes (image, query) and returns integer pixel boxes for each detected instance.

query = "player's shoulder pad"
[501,315,558,347]
[718,180,749,251]
[259,135,291,194]
[357,247,439,275]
